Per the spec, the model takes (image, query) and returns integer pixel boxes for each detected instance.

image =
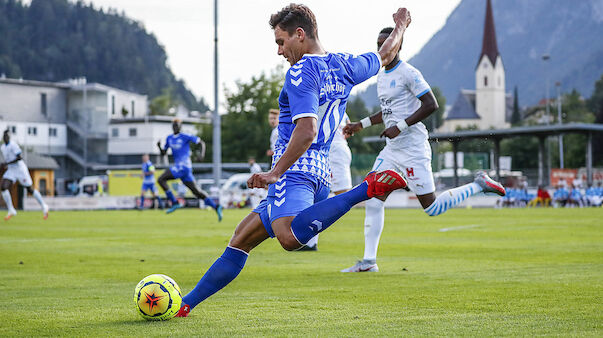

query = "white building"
[0,76,209,190]
[439,0,512,132]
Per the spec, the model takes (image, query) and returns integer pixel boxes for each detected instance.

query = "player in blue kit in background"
[138,154,163,210]
[174,4,412,317]
[156,119,222,220]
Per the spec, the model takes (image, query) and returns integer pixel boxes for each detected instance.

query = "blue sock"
[182,246,248,309]
[156,196,163,207]
[165,190,178,204]
[139,195,145,208]
[204,197,217,210]
[291,182,369,244]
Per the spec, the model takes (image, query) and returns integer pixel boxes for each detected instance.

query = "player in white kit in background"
[342,27,506,272]
[266,108,279,158]
[0,130,49,220]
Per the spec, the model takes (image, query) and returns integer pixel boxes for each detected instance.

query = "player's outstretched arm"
[380,91,438,139]
[379,8,411,67]
[157,141,167,156]
[344,111,384,137]
[247,117,316,189]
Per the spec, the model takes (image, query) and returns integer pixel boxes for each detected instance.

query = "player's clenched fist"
[247,171,279,189]
[393,8,411,28]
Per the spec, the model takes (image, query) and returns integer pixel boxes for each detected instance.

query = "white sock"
[2,190,15,211]
[363,198,385,262]
[306,234,319,247]
[32,189,46,207]
[424,182,481,216]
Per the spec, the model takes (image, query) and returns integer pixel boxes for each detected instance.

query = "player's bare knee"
[276,234,302,251]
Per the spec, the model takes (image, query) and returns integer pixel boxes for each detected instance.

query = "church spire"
[478,0,500,67]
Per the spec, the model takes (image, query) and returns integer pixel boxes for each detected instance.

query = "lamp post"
[542,54,551,184]
[556,82,564,169]
[212,0,222,188]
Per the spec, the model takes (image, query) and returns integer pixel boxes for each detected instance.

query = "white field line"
[438,224,482,232]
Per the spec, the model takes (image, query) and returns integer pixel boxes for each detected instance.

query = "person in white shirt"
[341,27,506,273]
[266,108,279,157]
[300,114,354,252]
[0,130,49,220]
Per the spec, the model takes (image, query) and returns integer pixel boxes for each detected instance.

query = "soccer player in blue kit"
[138,154,163,209]
[157,119,223,220]
[175,4,412,317]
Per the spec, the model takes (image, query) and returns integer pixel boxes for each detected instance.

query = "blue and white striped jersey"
[273,51,381,185]
[141,160,156,184]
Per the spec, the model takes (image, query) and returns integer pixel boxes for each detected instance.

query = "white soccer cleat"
[42,204,49,220]
[340,260,379,273]
[4,208,17,221]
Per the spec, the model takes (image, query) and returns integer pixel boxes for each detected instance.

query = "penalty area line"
[439,224,482,232]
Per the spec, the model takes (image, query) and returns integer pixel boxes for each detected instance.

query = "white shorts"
[329,142,352,192]
[3,164,33,187]
[372,141,435,195]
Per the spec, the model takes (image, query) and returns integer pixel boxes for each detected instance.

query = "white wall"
[108,122,199,155]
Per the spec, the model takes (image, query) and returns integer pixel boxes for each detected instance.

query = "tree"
[511,86,521,125]
[216,67,284,163]
[425,86,446,132]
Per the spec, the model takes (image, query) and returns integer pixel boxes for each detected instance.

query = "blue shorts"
[253,172,330,238]
[169,165,195,183]
[141,182,157,193]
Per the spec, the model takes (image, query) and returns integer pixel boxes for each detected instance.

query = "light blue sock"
[182,246,248,309]
[291,182,369,244]
[165,190,178,204]
[424,182,482,216]
[204,197,217,210]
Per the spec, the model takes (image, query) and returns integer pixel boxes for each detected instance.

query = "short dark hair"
[269,3,318,39]
[380,27,394,35]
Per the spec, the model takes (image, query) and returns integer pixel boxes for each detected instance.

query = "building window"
[49,127,57,137]
[112,128,119,137]
[129,128,137,137]
[111,95,115,115]
[131,100,135,116]
[484,76,488,87]
[8,125,16,134]
[27,126,37,136]
[41,93,47,116]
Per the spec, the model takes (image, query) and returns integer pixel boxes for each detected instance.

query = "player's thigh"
[15,169,32,187]
[158,171,173,184]
[229,212,269,253]
[371,147,400,173]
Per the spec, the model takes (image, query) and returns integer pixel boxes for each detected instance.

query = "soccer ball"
[133,274,182,321]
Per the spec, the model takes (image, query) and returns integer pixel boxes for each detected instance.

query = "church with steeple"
[439,0,512,132]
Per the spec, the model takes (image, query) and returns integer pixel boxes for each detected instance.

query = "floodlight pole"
[212,0,222,187]
[556,82,564,169]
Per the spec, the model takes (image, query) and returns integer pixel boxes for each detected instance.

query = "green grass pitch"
[1,207,601,336]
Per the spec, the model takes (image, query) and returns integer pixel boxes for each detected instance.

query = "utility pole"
[556,82,564,169]
[212,0,222,188]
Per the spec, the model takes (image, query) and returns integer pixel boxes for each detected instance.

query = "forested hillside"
[0,0,208,111]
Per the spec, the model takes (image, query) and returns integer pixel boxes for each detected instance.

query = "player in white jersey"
[266,108,279,157]
[298,114,354,251]
[341,27,506,273]
[330,113,353,194]
[0,130,49,220]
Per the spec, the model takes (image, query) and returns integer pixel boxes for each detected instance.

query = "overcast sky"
[80,0,461,109]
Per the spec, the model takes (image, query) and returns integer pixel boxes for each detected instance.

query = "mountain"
[356,0,603,107]
[0,0,208,111]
